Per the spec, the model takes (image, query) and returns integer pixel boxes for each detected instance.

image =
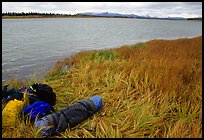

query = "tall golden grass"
[2,36,202,138]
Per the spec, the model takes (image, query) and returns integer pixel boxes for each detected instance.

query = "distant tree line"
[187,17,202,20]
[2,12,71,16]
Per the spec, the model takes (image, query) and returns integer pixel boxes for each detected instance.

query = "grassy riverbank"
[2,36,202,138]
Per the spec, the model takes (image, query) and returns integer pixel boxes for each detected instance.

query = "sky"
[2,2,202,18]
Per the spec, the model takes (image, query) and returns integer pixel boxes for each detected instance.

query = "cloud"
[2,2,202,18]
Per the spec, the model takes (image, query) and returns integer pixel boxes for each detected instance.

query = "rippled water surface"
[2,18,202,81]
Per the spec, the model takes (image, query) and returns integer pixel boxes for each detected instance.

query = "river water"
[2,18,202,82]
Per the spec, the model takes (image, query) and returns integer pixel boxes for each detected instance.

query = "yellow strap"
[30,86,36,92]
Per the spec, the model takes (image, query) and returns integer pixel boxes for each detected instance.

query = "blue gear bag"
[21,100,52,122]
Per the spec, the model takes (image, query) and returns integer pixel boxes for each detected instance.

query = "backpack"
[27,83,56,106]
[2,85,24,101]
[2,99,24,128]
[2,85,24,110]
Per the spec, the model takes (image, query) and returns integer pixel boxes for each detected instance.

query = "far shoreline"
[2,15,202,22]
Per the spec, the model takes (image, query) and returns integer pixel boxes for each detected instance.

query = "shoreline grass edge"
[2,36,202,138]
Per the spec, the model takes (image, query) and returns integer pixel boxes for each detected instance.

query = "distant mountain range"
[77,12,202,20]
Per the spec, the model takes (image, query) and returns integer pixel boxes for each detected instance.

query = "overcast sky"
[2,2,202,18]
